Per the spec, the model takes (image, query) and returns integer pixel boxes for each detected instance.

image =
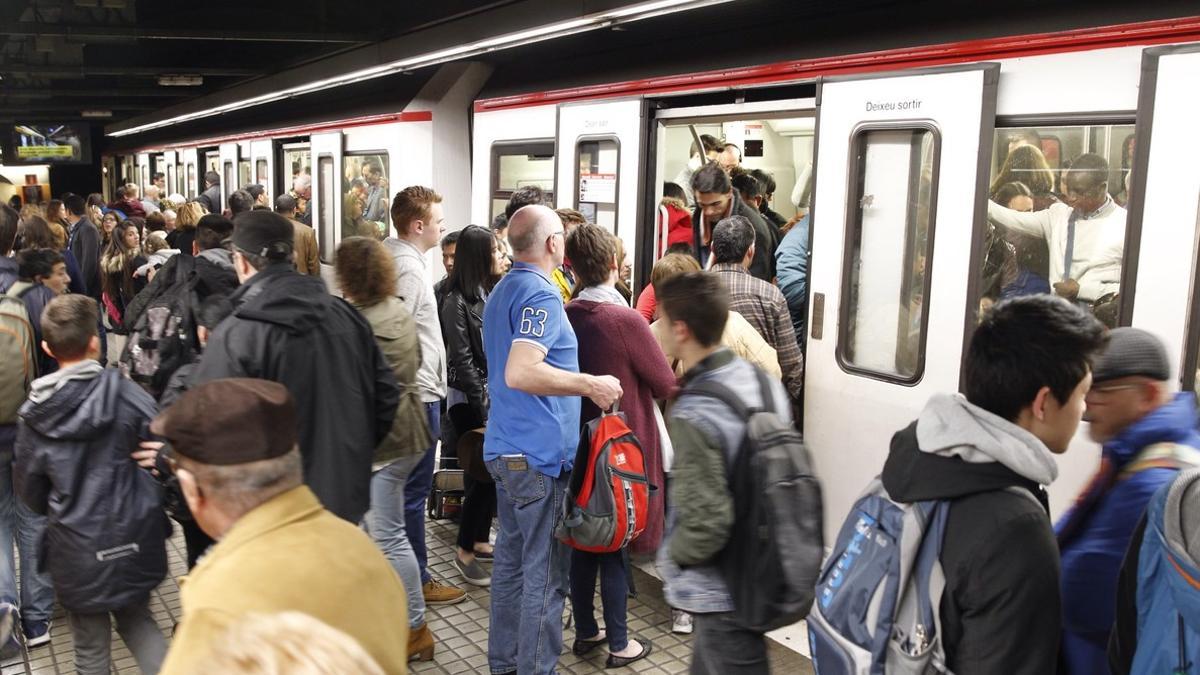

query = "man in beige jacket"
[275,194,320,276]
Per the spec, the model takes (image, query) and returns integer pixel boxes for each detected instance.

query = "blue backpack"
[807,478,952,675]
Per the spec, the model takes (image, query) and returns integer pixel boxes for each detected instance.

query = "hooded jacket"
[357,296,431,465]
[881,394,1061,675]
[191,264,400,523]
[15,364,169,613]
[1055,393,1200,674]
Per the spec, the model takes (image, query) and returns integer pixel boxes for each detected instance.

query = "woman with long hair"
[100,219,146,331]
[991,143,1059,210]
[439,225,507,587]
[19,215,85,295]
[334,236,436,663]
[991,180,1052,297]
[45,199,70,231]
[98,210,120,246]
[169,201,205,255]
[563,224,676,668]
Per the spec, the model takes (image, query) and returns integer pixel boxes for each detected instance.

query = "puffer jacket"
[191,263,400,523]
[439,286,488,423]
[357,296,431,465]
[15,363,169,613]
[657,349,790,614]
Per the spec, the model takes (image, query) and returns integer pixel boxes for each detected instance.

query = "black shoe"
[606,638,653,668]
[572,633,609,656]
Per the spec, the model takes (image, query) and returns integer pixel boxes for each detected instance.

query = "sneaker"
[671,609,693,635]
[454,556,491,587]
[0,603,18,659]
[422,579,467,605]
[22,618,50,648]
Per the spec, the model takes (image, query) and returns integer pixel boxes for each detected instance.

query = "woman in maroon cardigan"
[564,224,676,668]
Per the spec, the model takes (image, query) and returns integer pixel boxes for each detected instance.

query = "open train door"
[805,64,998,540]
[309,132,343,268]
[218,142,239,214]
[1126,44,1200,385]
[555,99,646,284]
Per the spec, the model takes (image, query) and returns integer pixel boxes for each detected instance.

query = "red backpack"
[556,410,653,553]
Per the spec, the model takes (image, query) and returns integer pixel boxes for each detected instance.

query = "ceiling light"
[82,110,113,118]
[109,0,737,138]
[158,74,204,86]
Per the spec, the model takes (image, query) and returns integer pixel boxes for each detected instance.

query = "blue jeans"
[570,550,630,651]
[403,402,440,584]
[368,456,426,629]
[0,426,53,622]
[487,457,570,675]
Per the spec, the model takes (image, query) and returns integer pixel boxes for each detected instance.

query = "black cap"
[1091,327,1170,383]
[150,378,297,465]
[231,209,294,259]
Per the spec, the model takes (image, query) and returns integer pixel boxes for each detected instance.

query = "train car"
[104,16,1200,543]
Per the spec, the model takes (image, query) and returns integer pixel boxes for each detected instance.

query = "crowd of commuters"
[0,132,1194,675]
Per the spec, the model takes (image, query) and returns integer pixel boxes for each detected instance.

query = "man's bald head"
[508,205,559,256]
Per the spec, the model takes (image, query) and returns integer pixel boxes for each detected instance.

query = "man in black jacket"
[191,210,399,523]
[196,171,221,215]
[878,295,1106,674]
[690,163,775,281]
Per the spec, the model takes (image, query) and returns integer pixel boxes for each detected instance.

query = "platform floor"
[0,513,813,674]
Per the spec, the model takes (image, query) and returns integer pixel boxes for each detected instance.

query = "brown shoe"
[407,622,435,662]
[422,579,467,605]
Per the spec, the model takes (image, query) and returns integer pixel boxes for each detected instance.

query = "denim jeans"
[367,455,426,629]
[67,599,167,675]
[690,611,768,675]
[0,426,53,622]
[570,549,630,651]
[487,457,570,675]
[404,402,440,584]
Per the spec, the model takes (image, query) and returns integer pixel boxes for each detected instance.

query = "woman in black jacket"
[439,225,508,587]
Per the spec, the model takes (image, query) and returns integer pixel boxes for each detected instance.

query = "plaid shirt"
[711,263,804,401]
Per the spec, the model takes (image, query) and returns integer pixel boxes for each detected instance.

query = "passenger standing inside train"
[987,153,1125,310]
[335,236,436,663]
[289,172,313,226]
[482,204,622,675]
[731,173,780,264]
[673,134,721,206]
[362,160,390,236]
[747,168,788,235]
[274,194,320,277]
[384,186,467,606]
[874,295,1106,673]
[774,207,810,347]
[654,270,792,674]
[708,216,804,407]
[190,210,400,524]
[196,170,222,215]
[16,295,169,674]
[718,143,741,173]
[439,225,506,587]
[1056,329,1200,674]
[690,163,775,281]
[563,224,675,668]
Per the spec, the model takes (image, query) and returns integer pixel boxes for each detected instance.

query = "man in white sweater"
[987,153,1125,305]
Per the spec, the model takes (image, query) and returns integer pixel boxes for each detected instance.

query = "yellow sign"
[17,145,74,158]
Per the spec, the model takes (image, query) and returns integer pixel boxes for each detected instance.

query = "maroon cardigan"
[566,298,678,554]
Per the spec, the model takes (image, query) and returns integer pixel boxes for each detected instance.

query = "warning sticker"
[579,173,616,204]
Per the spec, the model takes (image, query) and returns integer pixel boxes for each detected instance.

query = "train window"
[223,161,235,209]
[838,126,938,382]
[255,159,268,190]
[205,151,219,174]
[977,123,1134,328]
[576,137,619,231]
[167,164,176,197]
[318,156,335,262]
[491,141,554,222]
[186,164,196,198]
[342,153,390,240]
[238,160,251,189]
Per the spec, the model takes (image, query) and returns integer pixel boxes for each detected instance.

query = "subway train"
[103,14,1200,541]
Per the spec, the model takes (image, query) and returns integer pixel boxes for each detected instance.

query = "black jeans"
[569,549,630,652]
[457,473,496,551]
[690,612,768,675]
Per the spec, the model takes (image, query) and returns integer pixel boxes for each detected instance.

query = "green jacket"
[357,297,431,464]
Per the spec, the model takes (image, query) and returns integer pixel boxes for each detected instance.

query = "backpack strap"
[687,380,756,419]
[1119,442,1200,478]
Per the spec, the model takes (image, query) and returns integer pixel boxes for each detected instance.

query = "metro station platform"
[0,515,813,674]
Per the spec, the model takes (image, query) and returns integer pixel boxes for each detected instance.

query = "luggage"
[807,479,950,675]
[689,367,824,633]
[0,284,37,425]
[556,408,652,554]
[427,469,465,521]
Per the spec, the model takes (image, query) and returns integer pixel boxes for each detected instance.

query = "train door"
[1129,44,1200,386]
[251,140,273,203]
[162,150,177,198]
[310,132,343,267]
[556,99,644,280]
[136,154,151,195]
[178,148,199,199]
[805,64,999,540]
[470,103,556,227]
[237,142,252,190]
[218,142,239,213]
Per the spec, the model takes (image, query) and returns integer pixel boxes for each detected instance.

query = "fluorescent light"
[158,75,204,86]
[82,110,113,118]
[109,0,737,138]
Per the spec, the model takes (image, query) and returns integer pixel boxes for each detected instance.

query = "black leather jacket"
[439,286,488,422]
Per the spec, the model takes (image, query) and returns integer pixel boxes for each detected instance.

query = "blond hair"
[197,612,384,675]
[177,202,205,231]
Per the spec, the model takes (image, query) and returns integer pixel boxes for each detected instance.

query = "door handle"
[811,292,825,340]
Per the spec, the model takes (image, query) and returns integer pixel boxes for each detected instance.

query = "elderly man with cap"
[190,210,400,524]
[154,378,411,674]
[1055,327,1200,674]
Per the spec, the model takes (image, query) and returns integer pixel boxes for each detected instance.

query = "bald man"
[482,204,622,675]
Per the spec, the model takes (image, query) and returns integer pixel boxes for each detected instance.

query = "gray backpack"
[0,284,36,425]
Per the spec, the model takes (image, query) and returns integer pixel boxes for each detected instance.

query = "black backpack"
[690,368,824,632]
[118,255,201,399]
